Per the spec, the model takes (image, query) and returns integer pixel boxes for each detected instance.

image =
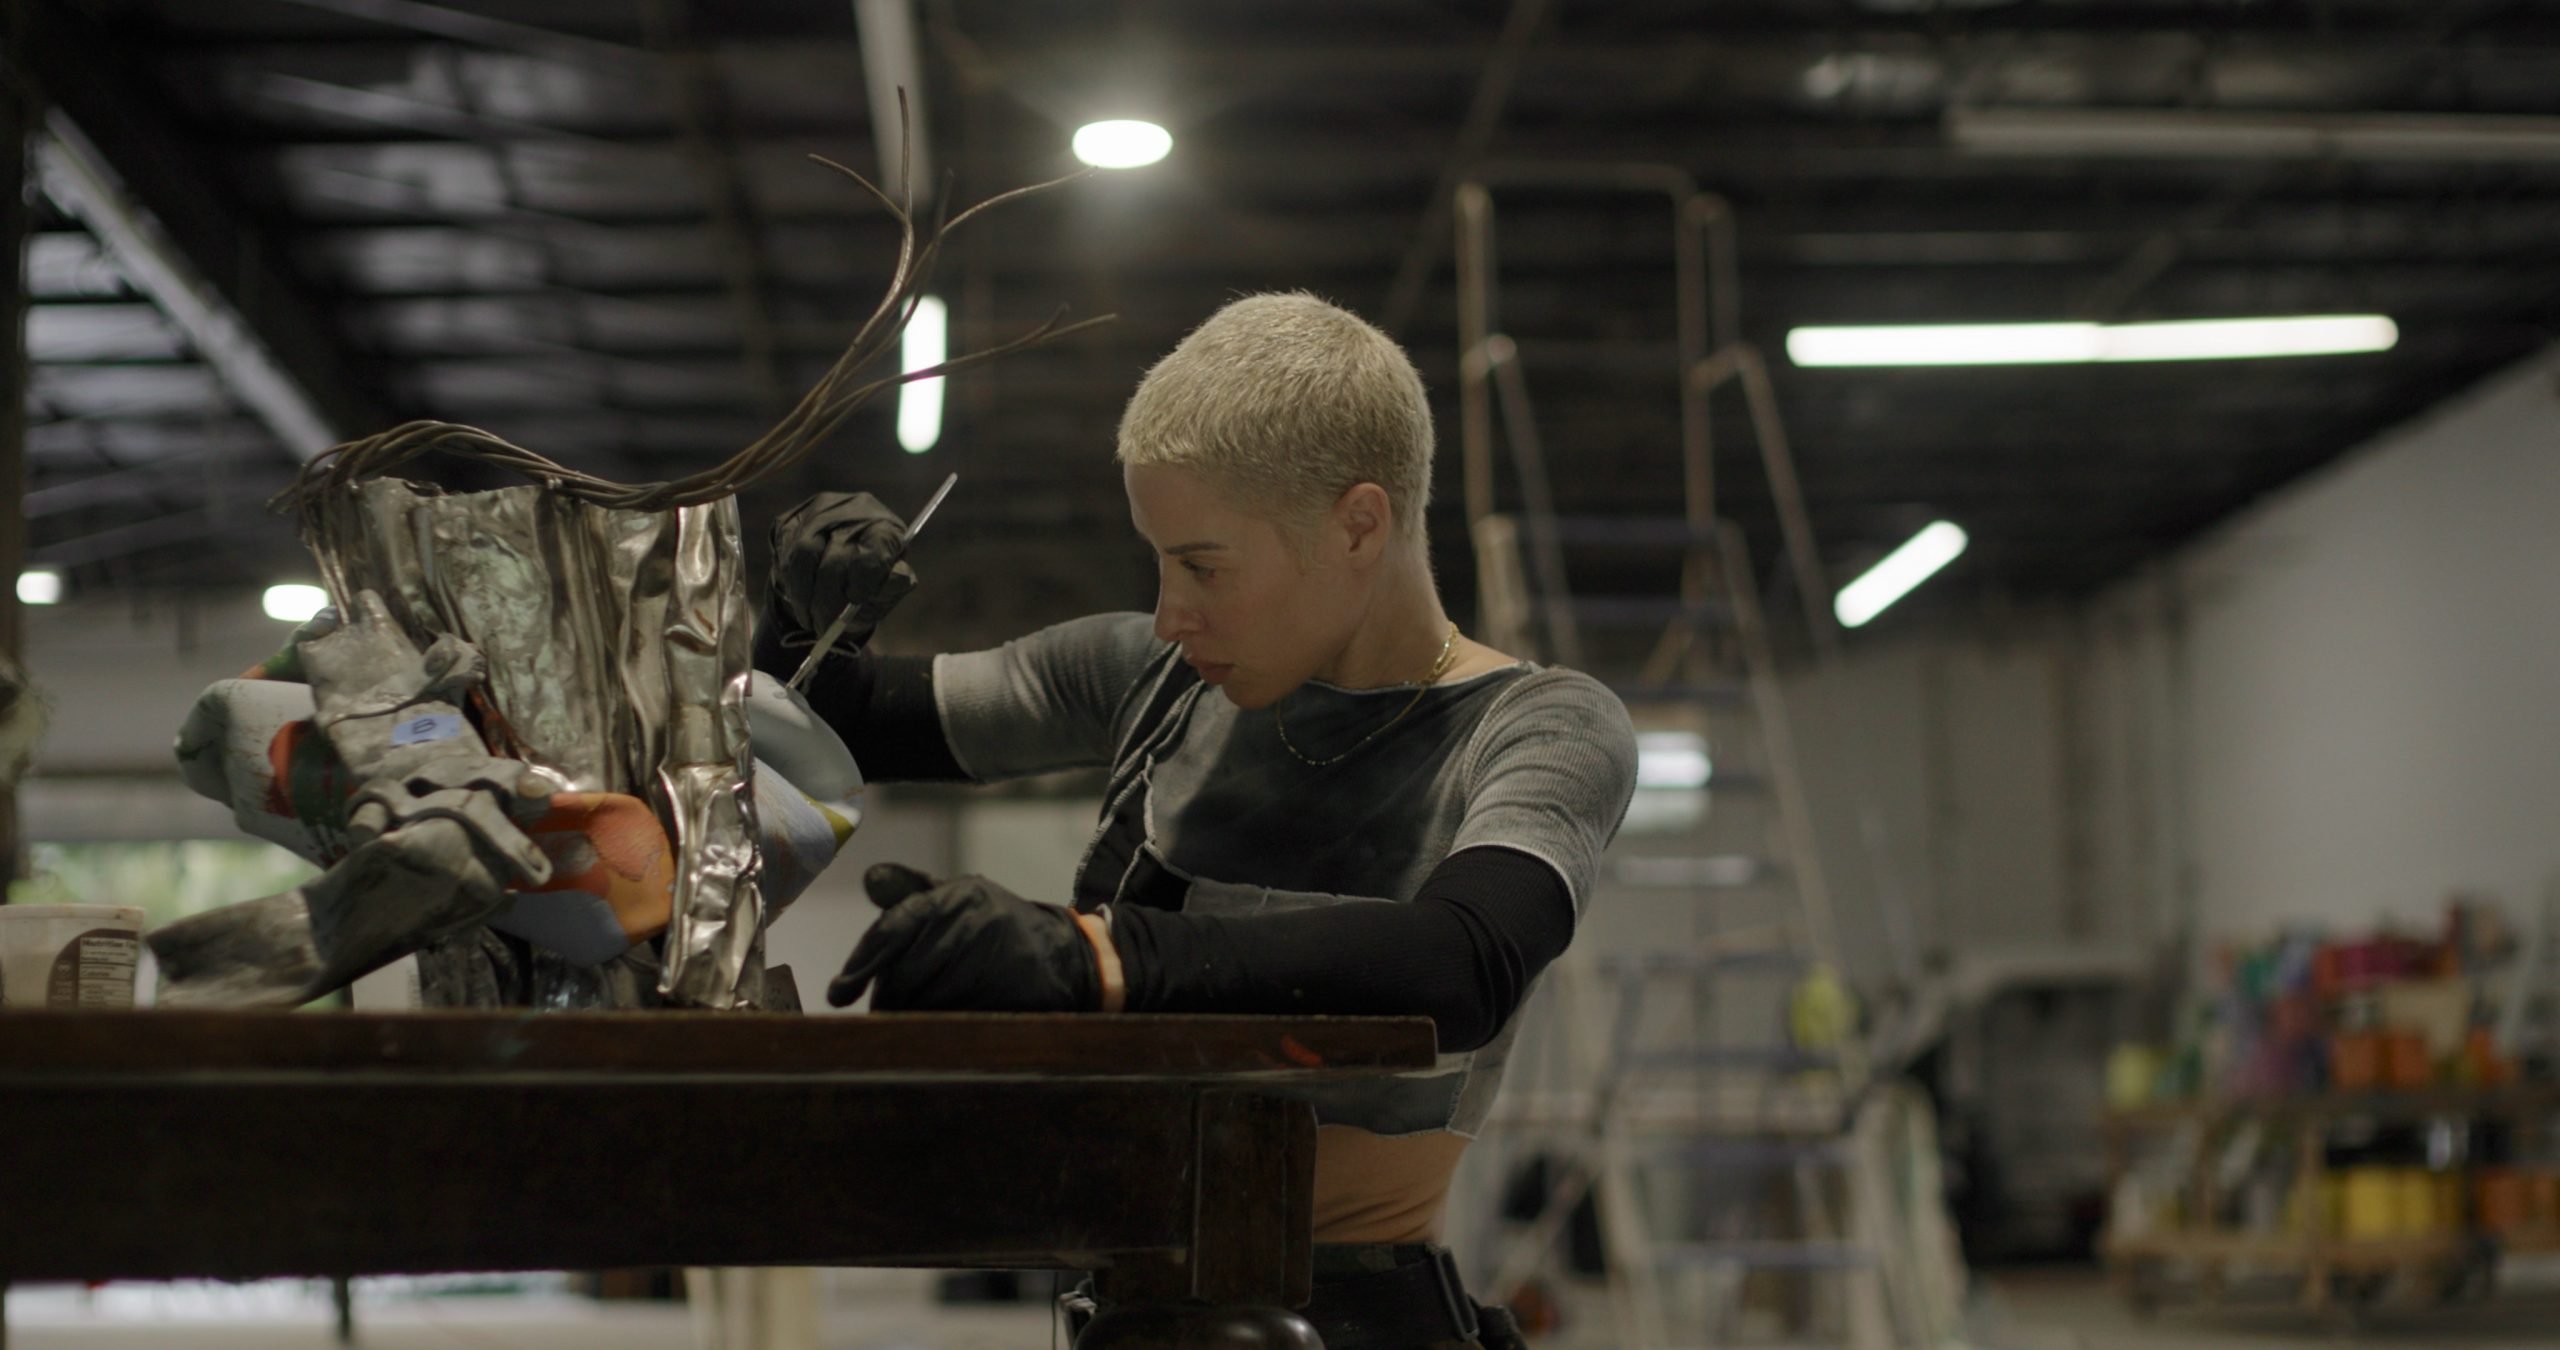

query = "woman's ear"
[1333,482,1393,563]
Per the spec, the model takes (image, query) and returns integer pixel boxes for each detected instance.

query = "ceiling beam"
[25,457,240,519]
[13,0,391,460]
[160,25,2560,70]
[36,126,339,458]
[646,0,789,413]
[1377,0,1550,337]
[239,4,798,417]
[852,0,931,203]
[257,188,2560,269]
[249,70,633,144]
[230,129,2560,215]
[29,509,219,570]
[259,0,653,68]
[1950,107,2560,165]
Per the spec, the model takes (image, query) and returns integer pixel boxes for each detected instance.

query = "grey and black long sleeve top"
[758,613,1637,1109]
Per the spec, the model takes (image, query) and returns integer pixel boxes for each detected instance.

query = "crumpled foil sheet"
[301,478,765,1008]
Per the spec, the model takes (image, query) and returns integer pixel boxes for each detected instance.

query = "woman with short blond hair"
[761,292,1637,1350]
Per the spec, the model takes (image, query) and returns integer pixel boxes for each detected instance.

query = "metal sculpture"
[151,131,1097,1010]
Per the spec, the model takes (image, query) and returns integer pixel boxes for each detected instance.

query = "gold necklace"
[1275,622,1461,768]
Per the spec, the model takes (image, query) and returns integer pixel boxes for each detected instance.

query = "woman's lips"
[1185,656,1234,684]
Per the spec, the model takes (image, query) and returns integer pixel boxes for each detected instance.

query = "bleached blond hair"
[1116,292,1433,550]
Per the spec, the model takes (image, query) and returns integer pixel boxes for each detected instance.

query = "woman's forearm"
[755,619,970,782]
[1107,847,1575,1053]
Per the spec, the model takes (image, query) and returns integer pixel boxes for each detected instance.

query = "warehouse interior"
[3,1,2559,1348]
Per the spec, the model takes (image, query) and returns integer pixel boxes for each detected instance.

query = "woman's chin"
[1216,680,1282,712]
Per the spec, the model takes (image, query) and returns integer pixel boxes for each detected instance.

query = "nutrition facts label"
[48,930,141,1009]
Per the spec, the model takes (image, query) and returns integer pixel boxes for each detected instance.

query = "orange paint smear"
[262,720,315,818]
[526,793,676,941]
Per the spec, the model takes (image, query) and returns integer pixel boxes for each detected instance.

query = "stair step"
[1648,1137,1852,1168]
[1656,1343,1872,1350]
[1655,1241,1876,1272]
[1612,855,1780,889]
[1619,772,1774,796]
[1600,948,1807,978]
[1626,1048,1837,1073]
[1608,680,1749,707]
[1571,596,1736,626]
[1542,515,1725,548]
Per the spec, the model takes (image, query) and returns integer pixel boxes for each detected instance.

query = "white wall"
[21,592,291,775]
[1744,618,2140,986]
[1753,344,2560,974]
[2096,345,2560,940]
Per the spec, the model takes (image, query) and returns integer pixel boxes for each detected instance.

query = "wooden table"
[0,1009,1438,1348]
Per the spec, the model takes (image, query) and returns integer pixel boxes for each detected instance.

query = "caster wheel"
[2125,1263,2163,1321]
[1076,1302,1323,1349]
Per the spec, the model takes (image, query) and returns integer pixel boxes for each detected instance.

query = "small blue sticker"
[390,713,465,747]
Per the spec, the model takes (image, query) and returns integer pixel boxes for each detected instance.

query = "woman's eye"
[1181,560,1213,580]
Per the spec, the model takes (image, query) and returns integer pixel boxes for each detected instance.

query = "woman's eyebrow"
[1164,541,1228,557]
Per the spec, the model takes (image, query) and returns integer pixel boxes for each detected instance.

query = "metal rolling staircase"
[1452,166,1951,1350]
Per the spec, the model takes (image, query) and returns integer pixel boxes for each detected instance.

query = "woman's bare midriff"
[1311,1124,1474,1244]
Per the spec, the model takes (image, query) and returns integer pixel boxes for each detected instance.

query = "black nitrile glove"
[766,492,919,654]
[827,863,1102,1012]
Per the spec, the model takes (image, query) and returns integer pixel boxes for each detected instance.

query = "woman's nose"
[1153,589,1199,644]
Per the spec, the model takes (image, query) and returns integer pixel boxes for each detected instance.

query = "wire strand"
[272,103,1108,521]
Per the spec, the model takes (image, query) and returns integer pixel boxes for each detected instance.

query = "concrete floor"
[0,1276,1064,1350]
[1983,1266,2560,1350]
[10,1267,2560,1349]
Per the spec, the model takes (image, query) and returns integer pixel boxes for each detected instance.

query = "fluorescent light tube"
[1635,731,1712,789]
[898,295,946,453]
[1835,522,1967,628]
[2099,316,2399,361]
[17,569,64,605]
[1787,315,2396,367]
[262,584,329,623]
[1072,120,1173,169]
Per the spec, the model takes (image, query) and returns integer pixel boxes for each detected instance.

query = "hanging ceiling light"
[262,584,330,623]
[16,569,64,606]
[1634,731,1712,790]
[1072,120,1173,169]
[1835,521,1968,628]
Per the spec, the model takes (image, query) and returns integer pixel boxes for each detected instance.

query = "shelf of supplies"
[2106,1085,2560,1132]
[2103,1229,2465,1273]
[2497,1227,2560,1254]
[2102,1085,2560,1317]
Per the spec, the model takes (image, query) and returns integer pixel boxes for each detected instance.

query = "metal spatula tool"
[786,471,957,692]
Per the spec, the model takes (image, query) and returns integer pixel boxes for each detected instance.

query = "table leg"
[1189,1090,1315,1308]
[1079,1091,1325,1349]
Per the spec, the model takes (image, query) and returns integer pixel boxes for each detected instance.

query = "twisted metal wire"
[274,107,1109,520]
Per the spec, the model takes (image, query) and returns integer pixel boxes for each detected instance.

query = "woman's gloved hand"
[827,863,1106,1012]
[766,492,919,653]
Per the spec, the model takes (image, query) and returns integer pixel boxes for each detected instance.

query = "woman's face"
[1124,462,1364,710]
